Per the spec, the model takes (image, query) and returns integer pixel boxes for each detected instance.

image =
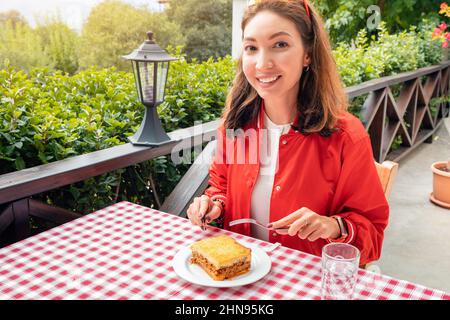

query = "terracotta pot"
[430,161,450,209]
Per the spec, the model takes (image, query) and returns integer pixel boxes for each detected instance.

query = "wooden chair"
[161,140,399,216]
[374,161,399,200]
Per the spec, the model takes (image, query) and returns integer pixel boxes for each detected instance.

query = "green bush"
[160,47,235,131]
[0,53,235,214]
[416,19,445,67]
[312,0,442,45]
[334,22,443,87]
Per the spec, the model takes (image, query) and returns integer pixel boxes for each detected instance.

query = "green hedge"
[0,24,444,220]
[334,22,442,88]
[0,51,235,215]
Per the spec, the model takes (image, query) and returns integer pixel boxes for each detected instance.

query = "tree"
[0,12,79,74]
[0,21,50,72]
[0,10,28,29]
[35,18,80,74]
[79,0,185,71]
[165,0,232,61]
[312,0,442,44]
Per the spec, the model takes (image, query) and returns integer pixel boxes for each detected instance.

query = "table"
[0,201,448,300]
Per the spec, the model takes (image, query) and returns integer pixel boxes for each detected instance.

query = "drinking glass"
[321,243,360,300]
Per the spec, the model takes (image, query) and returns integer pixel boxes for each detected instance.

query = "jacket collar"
[257,99,300,134]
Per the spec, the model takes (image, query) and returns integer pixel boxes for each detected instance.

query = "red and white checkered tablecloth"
[0,201,448,300]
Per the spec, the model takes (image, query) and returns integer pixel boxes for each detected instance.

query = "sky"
[0,0,163,32]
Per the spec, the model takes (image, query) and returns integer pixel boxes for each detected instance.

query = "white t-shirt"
[250,110,292,241]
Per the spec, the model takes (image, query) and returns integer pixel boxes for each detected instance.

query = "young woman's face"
[242,10,310,101]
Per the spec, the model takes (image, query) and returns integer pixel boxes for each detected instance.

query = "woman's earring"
[304,65,310,73]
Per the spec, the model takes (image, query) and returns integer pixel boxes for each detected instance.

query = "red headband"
[248,0,311,19]
[304,0,311,19]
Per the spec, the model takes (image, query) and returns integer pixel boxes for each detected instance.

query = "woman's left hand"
[268,207,341,241]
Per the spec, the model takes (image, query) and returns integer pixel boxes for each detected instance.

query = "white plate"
[172,241,272,287]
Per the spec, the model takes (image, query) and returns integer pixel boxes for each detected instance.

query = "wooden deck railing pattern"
[0,61,449,244]
[348,63,450,162]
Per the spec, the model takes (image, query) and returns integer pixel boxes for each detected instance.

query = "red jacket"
[205,104,389,266]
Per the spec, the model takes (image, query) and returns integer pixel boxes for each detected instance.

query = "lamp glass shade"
[132,60,169,107]
[135,61,155,106]
[156,61,169,103]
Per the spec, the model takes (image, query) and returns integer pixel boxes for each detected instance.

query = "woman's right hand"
[187,195,222,229]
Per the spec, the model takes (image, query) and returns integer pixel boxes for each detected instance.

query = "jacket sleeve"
[328,134,390,266]
[204,124,229,209]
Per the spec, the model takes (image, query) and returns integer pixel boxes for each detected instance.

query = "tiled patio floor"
[377,116,450,293]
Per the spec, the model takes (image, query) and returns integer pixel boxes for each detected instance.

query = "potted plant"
[430,160,450,209]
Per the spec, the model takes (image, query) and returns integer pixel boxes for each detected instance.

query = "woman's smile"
[256,75,282,86]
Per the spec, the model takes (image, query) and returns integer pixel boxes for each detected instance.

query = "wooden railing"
[1,61,449,244]
[348,62,450,162]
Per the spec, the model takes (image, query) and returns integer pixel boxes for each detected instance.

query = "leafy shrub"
[417,19,446,67]
[312,0,442,45]
[0,54,235,214]
[161,47,235,130]
[334,22,443,87]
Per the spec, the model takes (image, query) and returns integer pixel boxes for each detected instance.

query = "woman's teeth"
[258,76,280,83]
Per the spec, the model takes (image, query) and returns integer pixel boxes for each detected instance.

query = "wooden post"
[11,199,30,242]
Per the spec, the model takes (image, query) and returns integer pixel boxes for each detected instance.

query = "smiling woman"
[186,0,389,267]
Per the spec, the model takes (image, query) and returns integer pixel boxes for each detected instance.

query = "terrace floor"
[377,117,450,293]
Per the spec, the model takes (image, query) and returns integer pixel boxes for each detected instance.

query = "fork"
[200,214,207,231]
[229,218,289,232]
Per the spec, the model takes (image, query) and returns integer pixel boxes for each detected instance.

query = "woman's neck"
[263,96,297,126]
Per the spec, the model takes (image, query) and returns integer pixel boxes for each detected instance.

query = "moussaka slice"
[190,235,251,281]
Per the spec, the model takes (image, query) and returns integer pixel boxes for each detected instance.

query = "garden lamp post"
[123,31,177,146]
